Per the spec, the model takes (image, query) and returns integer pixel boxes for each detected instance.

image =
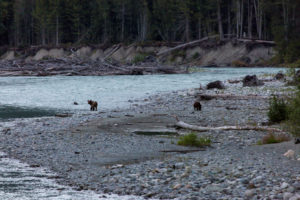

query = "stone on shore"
[283,150,295,159]
[206,80,225,89]
[243,75,264,87]
[275,72,285,80]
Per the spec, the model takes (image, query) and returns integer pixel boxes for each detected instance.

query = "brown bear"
[88,100,98,111]
[193,101,202,111]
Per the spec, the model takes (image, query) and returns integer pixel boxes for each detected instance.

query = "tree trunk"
[55,14,59,46]
[121,1,125,41]
[103,17,108,42]
[253,0,263,39]
[248,0,253,38]
[198,17,202,39]
[282,0,289,41]
[41,26,46,45]
[236,0,240,38]
[217,0,224,40]
[185,15,190,42]
[240,1,244,38]
[139,4,147,41]
[227,1,231,38]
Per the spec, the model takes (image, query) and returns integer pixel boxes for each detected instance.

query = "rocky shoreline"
[0,75,299,199]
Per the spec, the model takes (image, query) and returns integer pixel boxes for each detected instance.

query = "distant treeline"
[0,0,299,63]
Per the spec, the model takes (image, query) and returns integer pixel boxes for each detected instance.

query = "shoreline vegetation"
[0,71,299,199]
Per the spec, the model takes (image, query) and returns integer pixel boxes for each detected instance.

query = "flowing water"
[0,67,284,199]
[0,68,284,119]
[0,152,145,200]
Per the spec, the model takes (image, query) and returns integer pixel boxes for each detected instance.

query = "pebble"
[244,189,256,198]
[281,182,290,189]
[283,192,294,200]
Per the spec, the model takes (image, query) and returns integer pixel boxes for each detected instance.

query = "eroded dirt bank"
[0,39,275,76]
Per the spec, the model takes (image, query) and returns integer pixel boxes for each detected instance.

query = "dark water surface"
[0,105,58,120]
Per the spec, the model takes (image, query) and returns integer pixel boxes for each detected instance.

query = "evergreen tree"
[0,0,299,63]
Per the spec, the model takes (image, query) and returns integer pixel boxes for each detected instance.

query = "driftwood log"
[196,94,269,101]
[237,39,275,44]
[157,35,218,56]
[173,116,282,133]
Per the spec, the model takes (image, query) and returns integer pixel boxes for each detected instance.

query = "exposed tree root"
[197,94,269,101]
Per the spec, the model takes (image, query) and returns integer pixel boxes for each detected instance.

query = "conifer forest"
[0,0,300,63]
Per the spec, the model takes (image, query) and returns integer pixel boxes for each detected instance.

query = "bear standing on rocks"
[88,100,98,111]
[193,101,202,111]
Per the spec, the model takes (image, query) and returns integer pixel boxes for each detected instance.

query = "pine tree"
[32,0,50,45]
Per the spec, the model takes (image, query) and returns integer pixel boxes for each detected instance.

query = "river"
[0,68,284,119]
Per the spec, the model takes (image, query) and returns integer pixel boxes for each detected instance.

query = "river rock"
[244,189,256,198]
[281,182,289,189]
[242,75,264,87]
[283,192,293,200]
[295,70,300,79]
[290,193,300,200]
[284,150,295,159]
[206,80,225,90]
[275,72,285,80]
[131,68,143,75]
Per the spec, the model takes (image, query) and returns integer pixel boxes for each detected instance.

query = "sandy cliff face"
[0,41,275,66]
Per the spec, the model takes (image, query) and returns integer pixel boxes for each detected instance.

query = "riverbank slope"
[0,38,275,76]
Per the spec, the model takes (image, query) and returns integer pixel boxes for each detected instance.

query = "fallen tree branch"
[237,39,275,44]
[173,116,282,133]
[103,44,121,60]
[197,94,269,101]
[157,35,218,56]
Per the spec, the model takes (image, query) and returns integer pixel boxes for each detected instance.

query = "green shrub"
[284,39,300,63]
[267,96,288,123]
[285,67,300,86]
[286,90,300,137]
[170,50,186,62]
[232,60,249,67]
[192,52,200,60]
[171,50,186,58]
[257,132,290,145]
[132,53,147,64]
[177,133,211,147]
[286,67,296,78]
[288,59,300,69]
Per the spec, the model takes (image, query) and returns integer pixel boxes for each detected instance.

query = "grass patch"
[257,132,291,145]
[170,50,186,62]
[231,60,249,67]
[187,67,208,73]
[132,53,148,64]
[286,88,300,137]
[192,52,200,60]
[288,59,300,68]
[177,133,211,147]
